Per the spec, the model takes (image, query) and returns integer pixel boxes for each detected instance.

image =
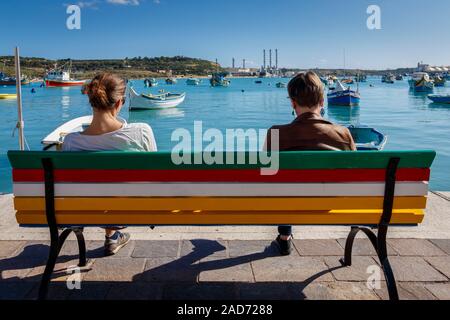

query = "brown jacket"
[265,112,356,151]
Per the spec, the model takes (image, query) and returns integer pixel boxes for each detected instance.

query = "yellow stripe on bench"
[14,196,427,212]
[16,209,425,225]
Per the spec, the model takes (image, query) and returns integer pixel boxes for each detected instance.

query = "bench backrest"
[8,150,436,227]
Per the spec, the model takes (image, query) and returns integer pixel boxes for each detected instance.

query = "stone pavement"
[1,238,450,300]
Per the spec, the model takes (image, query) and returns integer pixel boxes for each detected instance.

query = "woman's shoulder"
[124,122,154,134]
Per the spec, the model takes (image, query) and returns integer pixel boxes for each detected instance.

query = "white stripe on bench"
[13,182,429,197]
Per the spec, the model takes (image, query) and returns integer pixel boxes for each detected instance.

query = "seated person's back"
[62,73,157,256]
[265,71,356,256]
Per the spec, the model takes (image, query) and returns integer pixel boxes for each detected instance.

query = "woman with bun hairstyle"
[63,73,157,256]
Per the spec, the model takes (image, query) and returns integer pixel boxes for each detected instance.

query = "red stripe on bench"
[12,168,430,183]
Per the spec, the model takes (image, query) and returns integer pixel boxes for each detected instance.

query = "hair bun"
[85,73,126,110]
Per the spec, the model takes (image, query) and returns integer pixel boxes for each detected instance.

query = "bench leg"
[38,228,87,300]
[339,225,399,301]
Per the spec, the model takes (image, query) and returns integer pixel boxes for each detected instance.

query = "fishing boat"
[129,87,185,110]
[354,74,367,82]
[276,82,286,88]
[186,78,201,85]
[255,80,263,84]
[165,78,177,85]
[44,61,86,87]
[396,75,404,81]
[433,75,446,87]
[144,78,158,87]
[327,80,360,106]
[42,115,93,149]
[428,94,450,104]
[408,72,434,91]
[347,125,387,151]
[0,72,30,86]
[0,93,17,99]
[382,74,395,83]
[210,73,230,87]
[341,78,354,85]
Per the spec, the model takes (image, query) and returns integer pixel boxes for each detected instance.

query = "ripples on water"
[1,77,449,192]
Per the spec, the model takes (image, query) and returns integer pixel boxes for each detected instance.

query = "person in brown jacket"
[265,71,356,255]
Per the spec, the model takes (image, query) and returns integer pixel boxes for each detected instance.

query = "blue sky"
[1,0,450,69]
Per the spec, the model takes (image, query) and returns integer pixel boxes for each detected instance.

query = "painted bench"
[8,150,436,300]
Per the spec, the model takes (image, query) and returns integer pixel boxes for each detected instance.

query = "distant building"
[417,62,449,73]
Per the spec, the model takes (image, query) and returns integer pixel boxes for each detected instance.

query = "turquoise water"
[1,76,449,192]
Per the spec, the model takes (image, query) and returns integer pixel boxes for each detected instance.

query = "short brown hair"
[84,73,126,110]
[288,71,324,108]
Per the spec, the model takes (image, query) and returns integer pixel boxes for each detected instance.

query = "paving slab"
[199,257,254,283]
[302,282,379,300]
[228,240,280,257]
[132,240,180,258]
[252,256,334,282]
[83,258,146,282]
[140,257,199,282]
[388,239,446,256]
[430,239,450,255]
[324,256,379,281]
[294,239,343,256]
[389,257,448,282]
[0,241,25,258]
[180,240,228,258]
[337,238,397,256]
[424,283,450,300]
[374,282,438,300]
[425,256,450,278]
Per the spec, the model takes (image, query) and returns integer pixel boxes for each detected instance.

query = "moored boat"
[347,125,387,151]
[44,61,86,87]
[408,72,434,91]
[129,86,186,110]
[396,75,403,81]
[428,94,450,104]
[433,75,446,87]
[165,78,177,85]
[0,72,30,86]
[210,73,230,87]
[341,78,354,85]
[186,78,201,85]
[327,80,360,106]
[276,82,286,88]
[144,78,158,87]
[0,93,17,99]
[382,74,395,83]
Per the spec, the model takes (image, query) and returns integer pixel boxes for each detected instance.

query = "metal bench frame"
[37,157,401,300]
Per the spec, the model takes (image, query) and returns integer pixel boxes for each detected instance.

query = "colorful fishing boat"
[186,78,201,86]
[0,93,17,99]
[165,78,177,85]
[433,75,446,87]
[210,73,230,87]
[382,74,395,83]
[341,78,354,85]
[347,125,387,151]
[408,72,434,91]
[144,78,158,87]
[428,94,450,104]
[327,80,360,106]
[129,87,185,110]
[0,72,30,86]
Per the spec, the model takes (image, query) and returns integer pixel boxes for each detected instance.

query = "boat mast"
[14,47,25,150]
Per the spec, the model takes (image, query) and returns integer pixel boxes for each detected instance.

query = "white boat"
[186,78,201,85]
[41,116,127,150]
[129,87,186,110]
[408,72,434,91]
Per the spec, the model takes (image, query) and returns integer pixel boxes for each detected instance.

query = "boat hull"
[408,79,434,92]
[327,91,360,106]
[45,79,86,87]
[0,94,17,99]
[129,87,186,110]
[428,95,450,104]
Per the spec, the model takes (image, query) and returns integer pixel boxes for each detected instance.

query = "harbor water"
[1,76,449,192]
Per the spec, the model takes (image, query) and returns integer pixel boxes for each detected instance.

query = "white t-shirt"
[62,120,157,152]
